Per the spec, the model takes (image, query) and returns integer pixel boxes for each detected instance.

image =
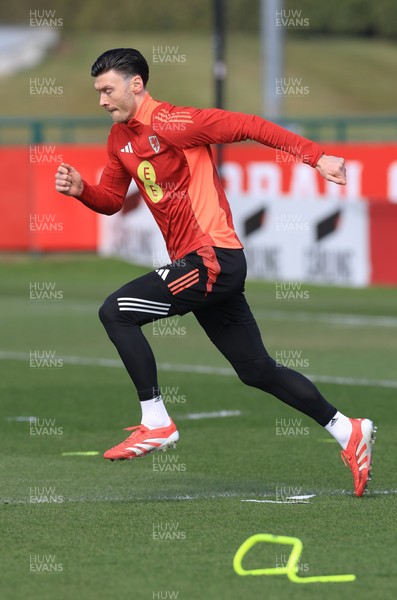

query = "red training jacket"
[78,92,324,260]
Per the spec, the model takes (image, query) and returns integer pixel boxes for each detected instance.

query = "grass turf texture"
[1,255,396,600]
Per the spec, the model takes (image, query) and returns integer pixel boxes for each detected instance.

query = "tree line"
[2,0,397,37]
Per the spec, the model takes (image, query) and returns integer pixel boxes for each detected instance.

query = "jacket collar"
[128,91,160,126]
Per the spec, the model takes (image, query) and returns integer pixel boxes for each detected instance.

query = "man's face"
[94,70,139,123]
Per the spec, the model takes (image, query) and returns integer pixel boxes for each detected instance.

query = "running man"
[55,48,375,496]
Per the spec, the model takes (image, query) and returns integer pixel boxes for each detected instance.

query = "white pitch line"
[1,350,397,389]
[2,491,241,506]
[255,309,397,328]
[242,494,316,504]
[0,351,122,368]
[10,296,397,327]
[177,410,242,420]
[307,374,397,389]
[242,500,311,504]
[3,489,397,507]
[159,362,233,376]
[4,416,38,422]
[42,410,240,425]
[286,494,316,500]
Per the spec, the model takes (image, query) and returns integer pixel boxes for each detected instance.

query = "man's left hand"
[316,154,346,185]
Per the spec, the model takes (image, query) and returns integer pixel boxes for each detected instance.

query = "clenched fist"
[316,155,346,185]
[55,163,83,197]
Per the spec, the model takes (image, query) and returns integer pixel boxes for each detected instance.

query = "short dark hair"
[91,48,149,86]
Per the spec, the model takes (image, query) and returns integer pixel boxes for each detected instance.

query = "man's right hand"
[55,163,83,197]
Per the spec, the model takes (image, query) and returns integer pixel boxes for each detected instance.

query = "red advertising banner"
[369,203,397,285]
[221,143,397,203]
[0,146,104,251]
[0,148,31,249]
[0,143,396,285]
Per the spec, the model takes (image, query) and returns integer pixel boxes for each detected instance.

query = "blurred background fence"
[1,115,397,145]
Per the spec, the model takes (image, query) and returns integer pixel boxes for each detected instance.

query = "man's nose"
[99,94,108,107]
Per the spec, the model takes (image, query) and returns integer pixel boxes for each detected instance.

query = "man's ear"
[131,75,144,95]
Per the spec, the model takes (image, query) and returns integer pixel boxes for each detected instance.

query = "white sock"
[140,396,171,430]
[324,411,352,450]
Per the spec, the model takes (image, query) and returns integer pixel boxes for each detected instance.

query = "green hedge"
[285,0,397,36]
[1,0,397,36]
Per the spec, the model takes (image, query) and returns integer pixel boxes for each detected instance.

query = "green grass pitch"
[1,255,396,600]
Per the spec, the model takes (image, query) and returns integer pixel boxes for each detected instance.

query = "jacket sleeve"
[76,131,131,215]
[153,105,323,168]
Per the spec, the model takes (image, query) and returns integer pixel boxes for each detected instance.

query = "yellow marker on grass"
[233,533,356,583]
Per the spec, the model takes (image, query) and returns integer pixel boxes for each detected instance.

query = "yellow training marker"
[233,533,356,584]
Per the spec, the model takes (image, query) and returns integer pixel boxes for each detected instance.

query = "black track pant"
[99,246,337,426]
